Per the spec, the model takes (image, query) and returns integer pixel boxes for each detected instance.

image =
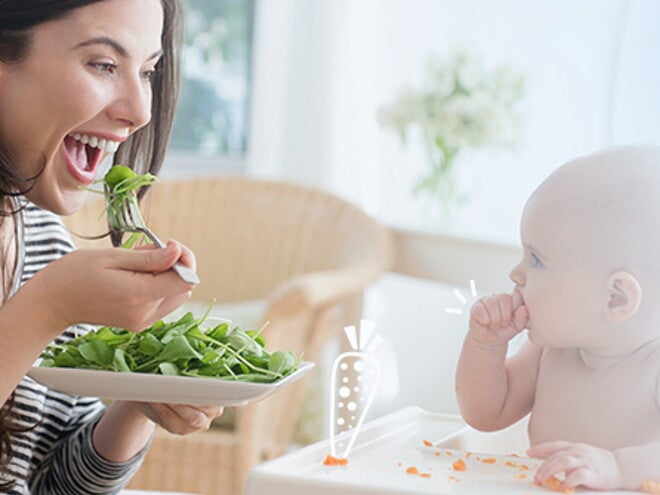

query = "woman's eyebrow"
[74,36,163,61]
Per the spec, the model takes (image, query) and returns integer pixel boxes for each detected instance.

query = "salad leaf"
[87,164,158,248]
[40,311,301,383]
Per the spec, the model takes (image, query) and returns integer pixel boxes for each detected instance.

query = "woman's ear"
[605,271,642,321]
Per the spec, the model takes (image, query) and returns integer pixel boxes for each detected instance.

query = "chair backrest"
[139,176,393,305]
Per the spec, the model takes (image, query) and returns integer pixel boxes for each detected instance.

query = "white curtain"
[246,0,382,213]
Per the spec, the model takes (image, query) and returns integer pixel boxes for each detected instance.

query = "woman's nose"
[110,77,152,130]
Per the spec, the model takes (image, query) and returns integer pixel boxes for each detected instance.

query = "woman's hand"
[94,400,223,463]
[29,240,196,333]
[132,402,225,435]
[529,441,623,490]
[468,290,528,349]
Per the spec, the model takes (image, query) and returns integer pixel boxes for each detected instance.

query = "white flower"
[377,48,525,204]
[379,48,525,152]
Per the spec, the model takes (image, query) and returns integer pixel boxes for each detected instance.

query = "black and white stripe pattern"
[4,203,146,495]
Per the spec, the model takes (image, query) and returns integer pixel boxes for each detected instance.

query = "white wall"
[250,0,658,243]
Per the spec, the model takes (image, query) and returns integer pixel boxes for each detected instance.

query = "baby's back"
[529,340,660,450]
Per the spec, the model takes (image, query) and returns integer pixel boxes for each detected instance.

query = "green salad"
[40,311,300,383]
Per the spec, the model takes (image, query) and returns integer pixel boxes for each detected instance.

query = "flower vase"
[413,155,465,224]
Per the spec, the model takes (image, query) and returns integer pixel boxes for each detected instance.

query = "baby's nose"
[509,266,524,286]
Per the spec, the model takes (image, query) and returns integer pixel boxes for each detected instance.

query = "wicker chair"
[63,176,394,495]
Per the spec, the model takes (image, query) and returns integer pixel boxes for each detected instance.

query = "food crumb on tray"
[323,454,348,466]
[641,480,660,495]
[541,475,575,494]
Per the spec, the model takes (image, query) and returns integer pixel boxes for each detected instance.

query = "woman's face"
[0,0,164,215]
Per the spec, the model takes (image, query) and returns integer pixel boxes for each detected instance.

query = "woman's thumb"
[117,243,180,274]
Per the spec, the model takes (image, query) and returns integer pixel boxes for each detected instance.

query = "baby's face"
[509,190,606,348]
[511,147,660,350]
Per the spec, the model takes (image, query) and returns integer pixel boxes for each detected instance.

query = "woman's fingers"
[145,403,224,435]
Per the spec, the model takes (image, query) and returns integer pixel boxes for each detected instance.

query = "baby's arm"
[455,291,542,431]
[529,440,660,491]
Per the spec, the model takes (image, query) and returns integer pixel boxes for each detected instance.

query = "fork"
[105,185,201,285]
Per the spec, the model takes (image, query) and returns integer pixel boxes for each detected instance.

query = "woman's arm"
[0,244,192,405]
[92,401,223,463]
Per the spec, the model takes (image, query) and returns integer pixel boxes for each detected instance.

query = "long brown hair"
[0,0,183,487]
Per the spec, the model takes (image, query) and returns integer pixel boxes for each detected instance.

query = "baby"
[456,146,660,491]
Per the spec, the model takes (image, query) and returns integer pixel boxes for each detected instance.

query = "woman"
[0,1,223,492]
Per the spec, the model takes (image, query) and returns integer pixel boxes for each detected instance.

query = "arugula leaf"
[40,310,301,383]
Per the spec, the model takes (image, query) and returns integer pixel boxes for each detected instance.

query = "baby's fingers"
[533,452,582,484]
[513,304,529,331]
[528,440,573,459]
[484,293,516,328]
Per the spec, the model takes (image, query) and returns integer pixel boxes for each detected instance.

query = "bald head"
[523,146,660,277]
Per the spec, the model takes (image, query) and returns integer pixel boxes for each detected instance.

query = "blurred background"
[161,0,658,421]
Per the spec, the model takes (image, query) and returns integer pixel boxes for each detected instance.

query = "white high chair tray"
[246,406,638,495]
[28,361,314,407]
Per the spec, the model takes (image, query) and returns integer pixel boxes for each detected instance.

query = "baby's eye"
[530,252,543,268]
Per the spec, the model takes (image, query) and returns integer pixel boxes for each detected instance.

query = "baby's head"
[510,146,660,353]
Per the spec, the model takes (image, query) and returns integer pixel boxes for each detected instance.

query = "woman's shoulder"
[21,202,75,249]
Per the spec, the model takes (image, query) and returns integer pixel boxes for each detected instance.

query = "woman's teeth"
[68,133,120,153]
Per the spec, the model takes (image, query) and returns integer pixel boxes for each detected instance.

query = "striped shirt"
[3,202,146,495]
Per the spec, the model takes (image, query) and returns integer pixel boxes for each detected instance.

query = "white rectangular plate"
[246,406,638,495]
[28,361,314,406]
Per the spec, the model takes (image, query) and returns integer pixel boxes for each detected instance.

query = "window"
[165,0,253,175]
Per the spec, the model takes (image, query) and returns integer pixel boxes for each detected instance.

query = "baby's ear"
[605,271,642,321]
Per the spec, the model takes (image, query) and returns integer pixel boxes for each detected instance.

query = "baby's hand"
[468,290,528,347]
[529,441,622,491]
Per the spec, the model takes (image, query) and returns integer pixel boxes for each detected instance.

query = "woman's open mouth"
[62,133,121,185]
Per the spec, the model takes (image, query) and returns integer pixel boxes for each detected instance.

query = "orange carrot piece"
[541,476,575,494]
[422,439,433,447]
[641,481,660,494]
[482,457,496,464]
[406,466,419,475]
[323,454,348,466]
[420,473,431,478]
[452,458,467,471]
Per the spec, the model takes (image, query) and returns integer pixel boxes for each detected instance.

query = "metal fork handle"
[120,200,201,285]
[126,225,201,285]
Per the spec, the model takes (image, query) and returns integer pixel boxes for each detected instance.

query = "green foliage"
[40,312,300,383]
[100,165,157,248]
[170,0,253,154]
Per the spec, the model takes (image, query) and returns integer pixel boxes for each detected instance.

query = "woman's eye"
[141,68,157,82]
[531,252,543,268]
[90,62,117,74]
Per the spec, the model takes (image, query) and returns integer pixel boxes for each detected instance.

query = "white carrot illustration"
[328,320,382,460]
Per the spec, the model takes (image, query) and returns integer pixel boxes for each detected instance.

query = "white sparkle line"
[453,288,467,305]
[343,326,359,351]
[445,308,463,315]
[470,279,477,297]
